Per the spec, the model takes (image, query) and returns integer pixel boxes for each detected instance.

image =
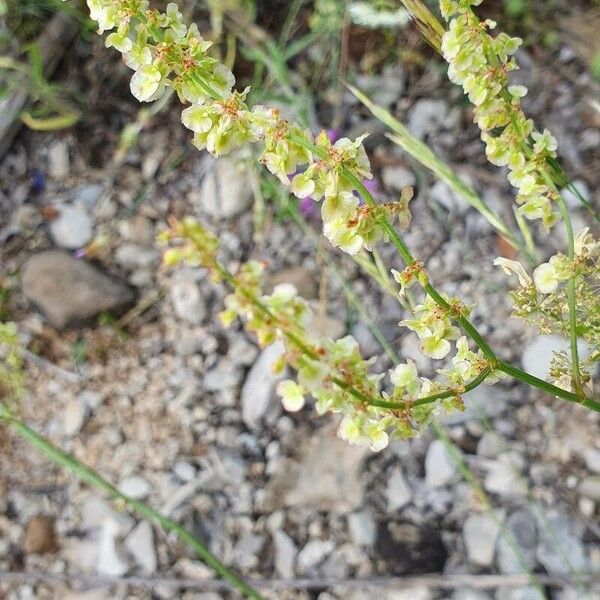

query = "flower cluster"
[494,228,600,391]
[400,294,465,360]
[440,0,560,228]
[160,218,492,451]
[78,0,383,256]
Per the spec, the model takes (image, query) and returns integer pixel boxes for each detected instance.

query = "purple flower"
[31,169,45,194]
[327,128,341,144]
[362,177,379,195]
[299,196,317,218]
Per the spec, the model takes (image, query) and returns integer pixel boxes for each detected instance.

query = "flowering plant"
[70,0,599,451]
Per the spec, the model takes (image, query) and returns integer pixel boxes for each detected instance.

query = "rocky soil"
[1,5,600,600]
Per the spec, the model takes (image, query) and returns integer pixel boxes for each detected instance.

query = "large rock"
[198,156,254,219]
[22,251,134,329]
[266,424,368,513]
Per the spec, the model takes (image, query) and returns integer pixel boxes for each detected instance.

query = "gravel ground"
[1,6,600,600]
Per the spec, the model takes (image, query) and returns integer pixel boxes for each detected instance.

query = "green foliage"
[2,0,78,42]
[0,45,81,130]
[0,322,24,412]
[503,0,526,18]
[591,50,600,82]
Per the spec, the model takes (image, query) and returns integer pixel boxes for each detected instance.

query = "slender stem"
[0,402,265,600]
[498,362,599,412]
[546,177,584,397]
[358,368,492,411]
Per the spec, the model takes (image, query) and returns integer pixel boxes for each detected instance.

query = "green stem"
[0,402,265,600]
[541,171,584,397]
[287,133,596,408]
[357,367,492,410]
[557,196,583,396]
[498,362,599,412]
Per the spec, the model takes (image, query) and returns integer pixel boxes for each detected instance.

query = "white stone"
[425,440,458,488]
[272,530,297,579]
[477,431,505,458]
[170,279,206,325]
[114,243,159,269]
[348,510,376,546]
[125,521,157,573]
[50,205,93,249]
[408,99,448,139]
[463,512,502,567]
[241,342,285,431]
[583,449,600,474]
[174,461,196,482]
[386,467,412,511]
[199,156,254,219]
[97,517,129,577]
[578,476,600,501]
[483,454,527,498]
[521,334,589,381]
[118,476,152,500]
[203,360,243,392]
[48,140,70,179]
[63,399,88,437]
[297,539,334,573]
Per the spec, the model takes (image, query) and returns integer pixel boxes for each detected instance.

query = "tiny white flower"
[276,380,305,412]
[390,361,418,389]
[291,173,315,199]
[181,105,213,133]
[508,85,528,98]
[130,64,162,102]
[321,191,358,223]
[533,262,559,294]
[106,31,132,53]
[420,336,451,360]
[337,414,361,444]
[368,428,389,452]
[271,283,298,302]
